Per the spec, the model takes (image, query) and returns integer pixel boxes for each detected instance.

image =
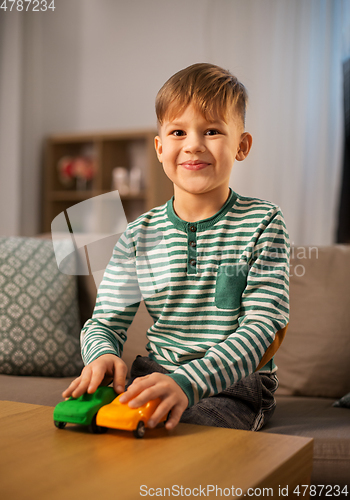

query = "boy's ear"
[236,132,253,161]
[154,136,163,163]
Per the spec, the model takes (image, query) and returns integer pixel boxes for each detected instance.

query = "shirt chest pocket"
[214,263,249,310]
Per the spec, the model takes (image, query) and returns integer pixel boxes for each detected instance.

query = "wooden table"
[0,401,313,500]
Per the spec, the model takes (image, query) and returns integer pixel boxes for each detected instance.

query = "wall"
[0,12,23,236]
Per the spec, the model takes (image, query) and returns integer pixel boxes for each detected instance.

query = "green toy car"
[53,386,117,433]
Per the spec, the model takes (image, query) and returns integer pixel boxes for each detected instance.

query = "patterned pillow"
[333,392,350,408]
[0,237,83,377]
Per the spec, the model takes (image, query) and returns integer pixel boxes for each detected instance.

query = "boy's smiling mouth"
[180,160,211,171]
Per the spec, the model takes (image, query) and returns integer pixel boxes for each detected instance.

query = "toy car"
[53,386,117,433]
[96,394,168,438]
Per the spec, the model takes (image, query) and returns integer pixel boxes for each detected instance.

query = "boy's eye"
[171,130,185,136]
[205,129,220,136]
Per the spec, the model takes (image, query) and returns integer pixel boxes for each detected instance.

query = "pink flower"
[58,156,95,185]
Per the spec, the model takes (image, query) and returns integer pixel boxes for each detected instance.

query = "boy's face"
[155,103,252,200]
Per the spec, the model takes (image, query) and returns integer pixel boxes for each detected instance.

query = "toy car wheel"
[89,414,108,434]
[54,421,66,429]
[133,421,146,439]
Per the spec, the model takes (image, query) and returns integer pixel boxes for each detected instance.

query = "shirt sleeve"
[168,207,290,407]
[81,230,141,365]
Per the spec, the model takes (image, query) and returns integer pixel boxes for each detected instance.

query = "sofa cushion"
[0,237,83,377]
[263,396,350,487]
[275,245,350,399]
[0,373,75,406]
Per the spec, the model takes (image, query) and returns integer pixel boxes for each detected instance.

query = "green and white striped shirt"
[81,189,290,406]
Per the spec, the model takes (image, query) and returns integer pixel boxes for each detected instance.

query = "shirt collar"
[166,188,238,232]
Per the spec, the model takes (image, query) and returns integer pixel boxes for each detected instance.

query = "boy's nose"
[183,133,206,154]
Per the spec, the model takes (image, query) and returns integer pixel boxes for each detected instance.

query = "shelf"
[48,191,147,202]
[43,129,174,232]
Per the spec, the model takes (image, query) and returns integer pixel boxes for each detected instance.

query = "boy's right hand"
[62,354,127,399]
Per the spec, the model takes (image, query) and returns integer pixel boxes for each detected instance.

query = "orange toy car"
[96,393,168,438]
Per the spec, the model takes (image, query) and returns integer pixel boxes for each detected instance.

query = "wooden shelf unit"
[43,129,173,232]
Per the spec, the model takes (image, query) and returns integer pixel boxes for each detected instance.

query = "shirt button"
[189,259,197,267]
[189,225,197,232]
[189,241,196,248]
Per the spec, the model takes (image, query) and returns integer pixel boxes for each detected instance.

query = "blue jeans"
[128,355,278,431]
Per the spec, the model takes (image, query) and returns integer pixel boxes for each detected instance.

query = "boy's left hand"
[118,373,188,430]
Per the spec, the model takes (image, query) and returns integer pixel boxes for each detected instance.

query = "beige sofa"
[1,240,349,488]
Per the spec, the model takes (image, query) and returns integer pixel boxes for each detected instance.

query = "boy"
[63,63,289,432]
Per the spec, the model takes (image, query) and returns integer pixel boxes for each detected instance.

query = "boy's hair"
[155,63,247,129]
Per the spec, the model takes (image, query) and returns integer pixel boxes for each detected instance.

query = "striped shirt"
[81,189,290,406]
